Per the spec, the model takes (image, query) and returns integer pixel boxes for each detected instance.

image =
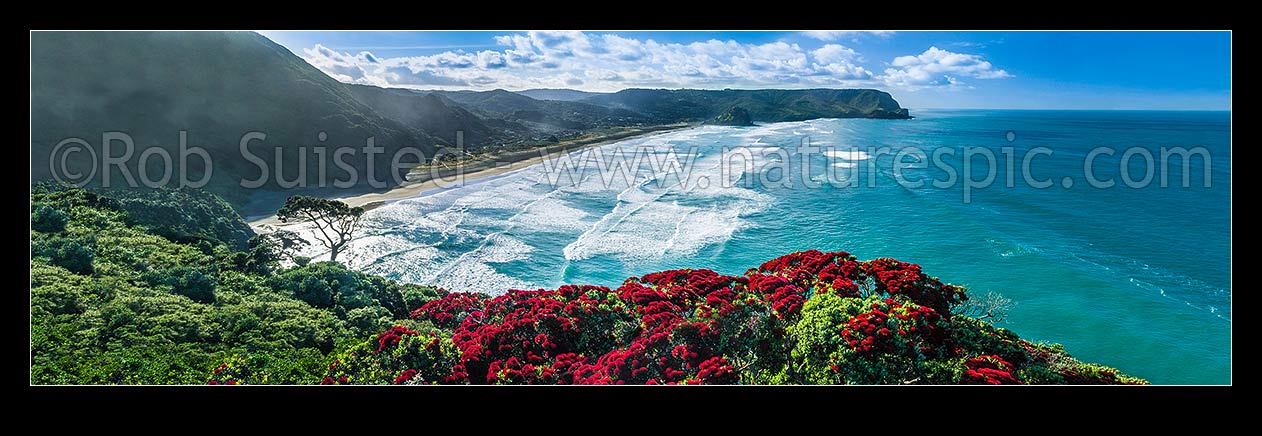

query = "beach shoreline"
[246,123,694,230]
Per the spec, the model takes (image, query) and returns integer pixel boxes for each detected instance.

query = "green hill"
[431,89,649,133]
[343,85,500,148]
[517,88,608,102]
[707,106,755,126]
[31,32,437,215]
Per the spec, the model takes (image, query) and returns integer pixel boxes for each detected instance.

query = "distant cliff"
[707,106,755,126]
[581,88,912,122]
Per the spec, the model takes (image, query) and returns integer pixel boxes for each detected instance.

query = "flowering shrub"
[841,298,947,356]
[321,326,459,385]
[949,315,1029,366]
[207,357,248,385]
[206,352,328,385]
[1057,363,1147,385]
[1010,340,1148,385]
[960,355,1021,384]
[789,293,957,384]
[747,273,806,319]
[448,285,642,384]
[410,292,486,329]
[263,250,1145,385]
[863,257,967,315]
[753,250,862,297]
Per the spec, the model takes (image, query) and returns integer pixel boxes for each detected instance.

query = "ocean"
[300,110,1231,384]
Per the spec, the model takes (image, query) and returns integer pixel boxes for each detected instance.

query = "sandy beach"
[247,123,693,230]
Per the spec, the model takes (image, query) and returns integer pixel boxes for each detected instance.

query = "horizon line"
[910,107,1232,112]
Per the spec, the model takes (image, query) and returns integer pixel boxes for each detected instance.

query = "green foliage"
[140,267,217,304]
[33,236,96,275]
[400,284,446,312]
[265,262,408,317]
[950,315,1029,366]
[206,350,328,385]
[32,204,68,233]
[267,265,336,308]
[276,196,365,224]
[31,264,93,315]
[241,230,309,275]
[29,186,436,385]
[323,328,460,385]
[787,292,863,383]
[106,187,255,250]
[346,306,393,338]
[788,294,966,384]
[1016,364,1067,384]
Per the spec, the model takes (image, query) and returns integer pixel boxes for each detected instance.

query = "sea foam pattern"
[294,127,773,295]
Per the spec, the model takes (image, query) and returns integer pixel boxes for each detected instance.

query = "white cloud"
[881,46,1012,89]
[298,32,892,91]
[801,31,895,41]
[384,66,469,86]
[810,44,872,81]
[301,44,372,82]
[296,34,1008,94]
[476,50,507,69]
[600,34,649,61]
[812,44,858,63]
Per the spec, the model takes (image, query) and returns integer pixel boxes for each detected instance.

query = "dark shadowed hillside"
[344,85,500,148]
[31,32,438,214]
[517,88,607,102]
[429,89,650,134]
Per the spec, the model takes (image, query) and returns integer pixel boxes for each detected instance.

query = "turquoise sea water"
[315,110,1231,384]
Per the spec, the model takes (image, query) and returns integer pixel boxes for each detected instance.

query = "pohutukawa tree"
[276,196,365,262]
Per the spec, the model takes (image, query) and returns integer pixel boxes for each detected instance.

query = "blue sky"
[260,31,1231,110]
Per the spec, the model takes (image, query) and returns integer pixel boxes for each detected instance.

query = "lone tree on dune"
[276,196,364,262]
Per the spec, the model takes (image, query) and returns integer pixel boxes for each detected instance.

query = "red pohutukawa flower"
[394,369,418,385]
[748,274,807,319]
[840,298,948,357]
[961,355,1021,385]
[410,292,486,329]
[863,258,966,314]
[334,250,1137,385]
[376,325,420,354]
[430,253,971,384]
